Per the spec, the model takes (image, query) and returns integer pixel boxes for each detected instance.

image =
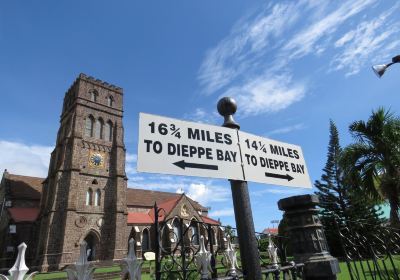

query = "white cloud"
[125,153,138,176]
[331,5,400,76]
[197,0,399,116]
[251,187,304,197]
[281,0,376,62]
[126,153,137,163]
[0,140,53,177]
[209,208,234,217]
[266,123,305,136]
[224,74,306,117]
[185,183,230,206]
[183,108,219,125]
[198,1,307,96]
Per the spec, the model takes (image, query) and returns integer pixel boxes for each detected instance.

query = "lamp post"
[372,55,400,78]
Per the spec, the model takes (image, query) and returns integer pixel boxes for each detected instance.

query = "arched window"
[190,220,199,245]
[95,189,101,206]
[85,116,95,137]
[86,188,93,206]
[90,90,98,102]
[105,121,113,142]
[172,219,181,243]
[142,228,150,251]
[211,228,217,246]
[107,96,114,107]
[95,118,104,139]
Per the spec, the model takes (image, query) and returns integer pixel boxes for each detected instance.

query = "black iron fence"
[152,204,304,280]
[333,219,400,280]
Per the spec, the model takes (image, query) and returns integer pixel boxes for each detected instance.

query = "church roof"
[127,212,153,224]
[200,215,220,225]
[2,172,208,211]
[127,188,207,211]
[8,208,40,222]
[4,173,43,200]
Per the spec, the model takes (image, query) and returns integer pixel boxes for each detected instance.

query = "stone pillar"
[278,195,340,280]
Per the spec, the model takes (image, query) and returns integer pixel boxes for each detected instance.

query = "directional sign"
[239,131,311,188]
[137,112,311,188]
[137,113,244,180]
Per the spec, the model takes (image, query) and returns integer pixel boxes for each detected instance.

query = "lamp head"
[372,64,388,78]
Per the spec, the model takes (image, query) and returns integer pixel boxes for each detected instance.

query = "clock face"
[89,152,104,168]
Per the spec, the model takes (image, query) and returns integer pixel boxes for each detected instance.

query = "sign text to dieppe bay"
[137,113,244,180]
[239,131,311,188]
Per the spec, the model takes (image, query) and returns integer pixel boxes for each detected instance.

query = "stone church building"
[0,74,221,272]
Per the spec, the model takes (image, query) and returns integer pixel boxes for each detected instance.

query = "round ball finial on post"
[217,97,240,129]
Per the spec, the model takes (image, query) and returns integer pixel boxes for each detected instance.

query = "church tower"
[36,74,128,271]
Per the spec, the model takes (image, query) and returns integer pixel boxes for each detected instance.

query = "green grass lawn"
[32,256,400,279]
[337,256,400,280]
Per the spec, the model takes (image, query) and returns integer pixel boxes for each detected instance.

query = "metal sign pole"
[217,97,262,280]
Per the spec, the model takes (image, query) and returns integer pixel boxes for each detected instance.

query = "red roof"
[127,212,153,224]
[262,228,278,235]
[201,215,220,225]
[8,208,40,222]
[148,196,182,221]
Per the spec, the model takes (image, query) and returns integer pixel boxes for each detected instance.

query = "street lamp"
[372,55,400,78]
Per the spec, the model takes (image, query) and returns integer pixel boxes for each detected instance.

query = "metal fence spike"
[267,234,279,268]
[0,243,37,280]
[121,238,143,280]
[65,240,95,280]
[223,236,238,277]
[195,236,212,279]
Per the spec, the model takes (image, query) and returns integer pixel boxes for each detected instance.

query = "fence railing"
[333,219,400,280]
[1,223,304,279]
[152,203,304,280]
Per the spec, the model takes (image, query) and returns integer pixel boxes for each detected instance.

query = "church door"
[84,233,98,261]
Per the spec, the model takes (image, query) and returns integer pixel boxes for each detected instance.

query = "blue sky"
[1,0,400,232]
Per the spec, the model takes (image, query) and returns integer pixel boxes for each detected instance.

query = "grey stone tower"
[36,74,128,271]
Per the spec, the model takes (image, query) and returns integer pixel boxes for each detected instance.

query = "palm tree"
[341,108,400,227]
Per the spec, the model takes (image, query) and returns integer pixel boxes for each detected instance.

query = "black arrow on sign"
[173,160,218,171]
[265,172,294,181]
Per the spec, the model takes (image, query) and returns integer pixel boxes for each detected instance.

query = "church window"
[95,118,104,139]
[210,228,217,246]
[90,90,98,102]
[105,121,113,141]
[190,220,199,245]
[172,219,181,243]
[86,188,93,206]
[95,189,101,206]
[9,225,16,234]
[107,96,114,107]
[92,179,98,185]
[142,228,150,251]
[85,116,95,137]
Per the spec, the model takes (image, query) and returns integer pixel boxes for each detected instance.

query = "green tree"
[341,108,400,227]
[315,120,383,256]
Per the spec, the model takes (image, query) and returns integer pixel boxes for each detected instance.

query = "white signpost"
[137,113,244,180]
[239,131,311,188]
[137,112,312,188]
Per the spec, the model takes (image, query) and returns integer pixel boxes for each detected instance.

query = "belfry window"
[90,90,98,102]
[95,189,101,206]
[107,96,114,107]
[86,188,93,206]
[85,116,95,137]
[95,118,104,139]
[105,121,113,141]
